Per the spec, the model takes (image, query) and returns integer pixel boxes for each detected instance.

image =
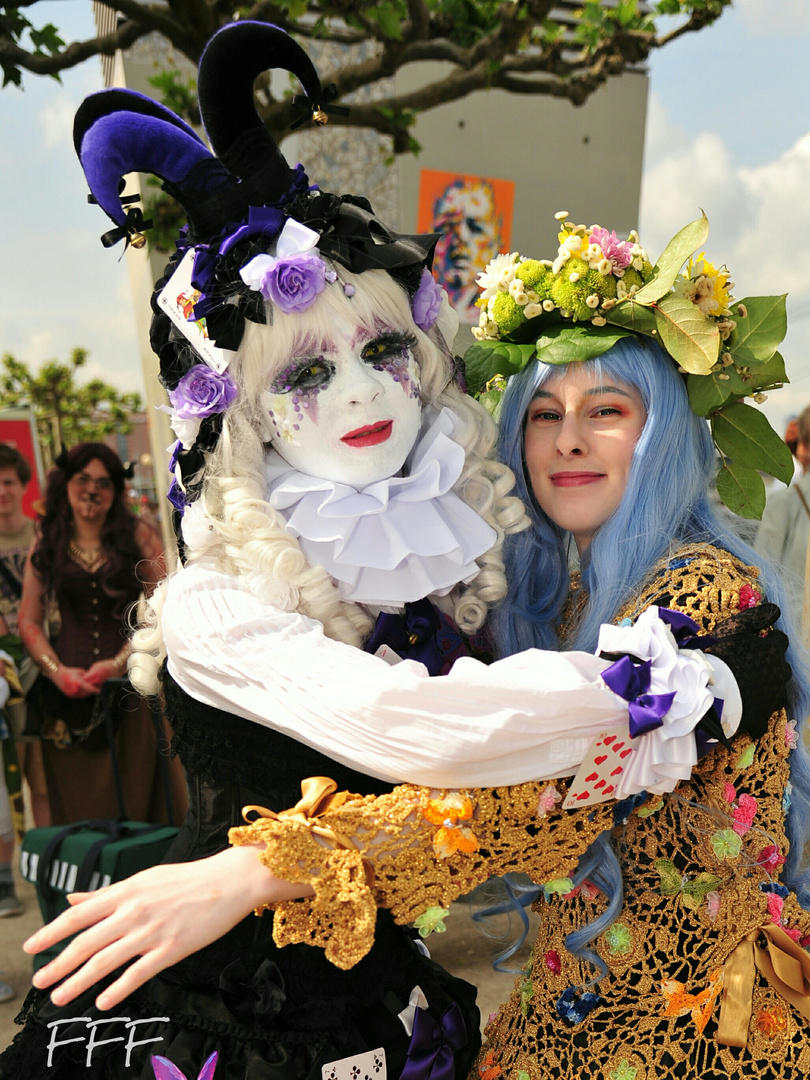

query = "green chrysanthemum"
[621,267,645,291]
[585,268,618,300]
[490,293,526,333]
[516,259,553,298]
[550,275,593,321]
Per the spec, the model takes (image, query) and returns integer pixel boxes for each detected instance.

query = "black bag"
[19,678,180,968]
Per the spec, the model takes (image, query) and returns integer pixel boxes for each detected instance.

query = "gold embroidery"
[232,543,810,1075]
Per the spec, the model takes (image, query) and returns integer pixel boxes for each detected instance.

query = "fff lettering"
[45,1015,169,1068]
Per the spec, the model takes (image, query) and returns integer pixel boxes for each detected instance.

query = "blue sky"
[0,0,807,438]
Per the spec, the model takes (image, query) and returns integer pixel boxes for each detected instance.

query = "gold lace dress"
[232,544,810,1079]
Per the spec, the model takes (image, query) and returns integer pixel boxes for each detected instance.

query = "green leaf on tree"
[463,341,537,395]
[535,323,631,365]
[631,213,710,305]
[715,462,766,520]
[726,295,787,365]
[712,403,793,484]
[652,294,720,375]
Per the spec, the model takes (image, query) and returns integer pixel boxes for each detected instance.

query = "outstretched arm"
[25,846,310,1011]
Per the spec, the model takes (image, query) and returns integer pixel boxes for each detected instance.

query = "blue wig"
[492,335,810,975]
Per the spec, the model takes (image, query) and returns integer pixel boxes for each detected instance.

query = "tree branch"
[0,20,147,76]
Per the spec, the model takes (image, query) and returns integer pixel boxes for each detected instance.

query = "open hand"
[25,845,311,1011]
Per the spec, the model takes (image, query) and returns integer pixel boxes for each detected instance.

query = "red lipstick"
[550,472,604,487]
[341,420,393,447]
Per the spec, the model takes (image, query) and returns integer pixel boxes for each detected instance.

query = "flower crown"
[464,212,791,519]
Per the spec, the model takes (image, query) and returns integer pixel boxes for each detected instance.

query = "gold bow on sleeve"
[242,776,358,851]
[717,920,810,1047]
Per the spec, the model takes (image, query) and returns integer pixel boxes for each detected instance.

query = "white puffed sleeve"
[162,562,628,787]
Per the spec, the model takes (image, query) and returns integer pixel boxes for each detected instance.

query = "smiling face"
[264,317,423,486]
[524,364,646,553]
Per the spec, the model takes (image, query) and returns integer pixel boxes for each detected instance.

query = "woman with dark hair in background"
[19,442,185,825]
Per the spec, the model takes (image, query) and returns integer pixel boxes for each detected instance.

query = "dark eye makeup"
[269,331,417,395]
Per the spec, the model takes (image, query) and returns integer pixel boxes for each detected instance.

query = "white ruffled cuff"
[596,606,742,797]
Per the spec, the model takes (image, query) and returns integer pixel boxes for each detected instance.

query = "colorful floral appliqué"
[544,877,575,899]
[544,950,562,974]
[784,719,799,750]
[555,988,602,1024]
[736,743,756,770]
[519,975,534,1017]
[756,1005,788,1038]
[604,923,632,956]
[660,968,723,1034]
[654,858,721,909]
[537,784,562,818]
[637,795,664,818]
[414,905,450,937]
[609,1062,639,1080]
[732,793,758,836]
[478,1051,502,1080]
[738,583,762,610]
[421,793,478,858]
[757,844,786,873]
[711,829,743,860]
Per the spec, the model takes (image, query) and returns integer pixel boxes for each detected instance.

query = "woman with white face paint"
[6,24,792,1080]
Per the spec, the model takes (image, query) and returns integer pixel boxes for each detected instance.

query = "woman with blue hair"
[19,207,808,1080]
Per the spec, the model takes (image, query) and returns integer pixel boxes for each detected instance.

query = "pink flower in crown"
[588,226,633,273]
[738,583,762,611]
[151,1051,218,1080]
[732,793,758,836]
[758,844,786,873]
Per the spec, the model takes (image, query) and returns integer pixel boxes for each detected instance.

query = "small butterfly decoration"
[654,858,721,911]
[660,968,723,1034]
[151,1051,218,1080]
[421,792,478,858]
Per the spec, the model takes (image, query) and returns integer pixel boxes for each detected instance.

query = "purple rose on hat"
[168,365,238,420]
[259,253,326,313]
[412,269,444,331]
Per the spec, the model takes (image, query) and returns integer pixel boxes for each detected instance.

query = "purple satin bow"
[365,598,444,675]
[400,1003,467,1080]
[601,655,676,738]
[657,607,716,650]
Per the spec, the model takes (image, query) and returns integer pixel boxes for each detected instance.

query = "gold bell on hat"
[129,232,147,249]
[312,106,328,126]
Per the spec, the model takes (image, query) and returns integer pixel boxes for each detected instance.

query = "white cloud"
[39,95,78,149]
[641,93,810,428]
[734,0,810,34]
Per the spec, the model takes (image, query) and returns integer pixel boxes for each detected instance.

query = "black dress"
[1,672,481,1080]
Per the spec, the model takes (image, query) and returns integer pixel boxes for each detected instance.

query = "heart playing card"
[562,719,635,809]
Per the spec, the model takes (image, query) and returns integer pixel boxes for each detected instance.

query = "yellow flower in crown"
[678,252,733,318]
[421,792,479,858]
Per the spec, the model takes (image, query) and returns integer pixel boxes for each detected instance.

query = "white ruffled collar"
[263,407,497,606]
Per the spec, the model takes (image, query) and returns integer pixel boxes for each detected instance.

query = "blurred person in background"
[756,403,810,616]
[19,443,186,825]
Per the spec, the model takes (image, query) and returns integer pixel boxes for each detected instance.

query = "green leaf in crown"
[462,211,792,518]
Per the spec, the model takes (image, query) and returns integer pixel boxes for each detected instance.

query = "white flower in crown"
[476,252,520,300]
